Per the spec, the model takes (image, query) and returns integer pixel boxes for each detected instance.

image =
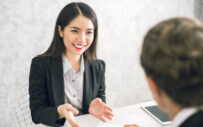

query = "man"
[125,17,203,127]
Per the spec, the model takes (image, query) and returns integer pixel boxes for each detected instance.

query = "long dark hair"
[41,2,98,62]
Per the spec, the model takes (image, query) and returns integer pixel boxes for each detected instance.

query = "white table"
[34,100,170,127]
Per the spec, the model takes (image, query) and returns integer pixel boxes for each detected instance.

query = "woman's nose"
[77,33,86,43]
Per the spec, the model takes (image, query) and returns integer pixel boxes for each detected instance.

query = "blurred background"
[0,0,202,126]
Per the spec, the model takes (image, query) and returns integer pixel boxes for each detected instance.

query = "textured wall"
[195,0,203,21]
[0,0,194,126]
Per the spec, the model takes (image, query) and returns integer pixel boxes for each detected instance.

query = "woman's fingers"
[69,106,79,115]
[104,110,114,117]
[89,98,114,122]
[64,110,79,127]
[97,115,106,122]
[94,98,113,112]
[57,103,80,126]
[97,98,114,120]
[100,102,113,112]
[98,100,113,112]
[104,105,113,112]
[102,111,113,120]
[65,104,79,114]
[102,103,114,118]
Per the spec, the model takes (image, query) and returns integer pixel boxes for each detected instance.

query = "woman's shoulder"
[91,59,106,71]
[93,59,105,65]
[31,55,52,63]
[31,55,62,67]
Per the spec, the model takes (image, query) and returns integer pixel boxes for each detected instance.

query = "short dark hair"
[140,17,203,107]
[41,2,98,62]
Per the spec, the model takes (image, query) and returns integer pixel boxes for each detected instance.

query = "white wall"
[0,0,195,126]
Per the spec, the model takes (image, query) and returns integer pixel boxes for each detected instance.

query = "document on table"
[96,122,123,127]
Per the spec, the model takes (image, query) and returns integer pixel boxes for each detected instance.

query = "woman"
[29,2,113,127]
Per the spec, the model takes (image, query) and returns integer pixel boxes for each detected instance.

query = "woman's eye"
[87,31,93,34]
[71,30,78,33]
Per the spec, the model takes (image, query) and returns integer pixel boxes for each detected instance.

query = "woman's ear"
[58,25,63,37]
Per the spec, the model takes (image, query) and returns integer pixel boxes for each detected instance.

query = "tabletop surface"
[33,100,171,127]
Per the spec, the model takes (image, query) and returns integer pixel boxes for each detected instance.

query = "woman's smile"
[73,44,86,50]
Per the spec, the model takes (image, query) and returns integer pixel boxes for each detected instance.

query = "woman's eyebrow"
[87,28,94,30]
[70,26,80,29]
[70,26,94,30]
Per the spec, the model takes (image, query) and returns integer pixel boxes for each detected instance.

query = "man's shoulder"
[180,111,203,127]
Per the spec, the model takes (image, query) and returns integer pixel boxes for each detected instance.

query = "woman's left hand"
[88,98,114,122]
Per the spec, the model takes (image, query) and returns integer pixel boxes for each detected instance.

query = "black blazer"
[179,110,203,127]
[29,55,106,127]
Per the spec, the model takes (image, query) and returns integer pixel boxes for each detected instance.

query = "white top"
[171,107,198,127]
[62,54,84,109]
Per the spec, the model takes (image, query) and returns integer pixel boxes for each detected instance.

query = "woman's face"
[58,15,94,56]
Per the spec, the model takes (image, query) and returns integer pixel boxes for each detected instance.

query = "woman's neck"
[65,52,81,73]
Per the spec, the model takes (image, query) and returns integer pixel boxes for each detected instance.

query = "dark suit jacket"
[179,110,203,127]
[29,55,106,127]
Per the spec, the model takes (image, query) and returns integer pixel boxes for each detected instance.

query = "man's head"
[140,17,203,112]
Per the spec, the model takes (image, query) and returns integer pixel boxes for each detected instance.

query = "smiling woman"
[28,2,113,127]
[58,15,94,62]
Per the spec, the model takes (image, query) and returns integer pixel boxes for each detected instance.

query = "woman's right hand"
[57,103,79,127]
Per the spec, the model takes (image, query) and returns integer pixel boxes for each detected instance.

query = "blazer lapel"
[51,56,65,106]
[82,57,93,113]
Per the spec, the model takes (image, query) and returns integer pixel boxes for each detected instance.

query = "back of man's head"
[140,17,203,107]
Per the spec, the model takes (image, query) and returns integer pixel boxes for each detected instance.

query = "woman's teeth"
[74,44,84,48]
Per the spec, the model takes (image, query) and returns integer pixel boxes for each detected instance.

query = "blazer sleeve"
[29,57,65,126]
[96,60,106,103]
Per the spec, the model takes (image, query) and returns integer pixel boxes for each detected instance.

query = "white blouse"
[62,54,84,109]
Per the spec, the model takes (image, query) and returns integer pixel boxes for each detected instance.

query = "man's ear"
[58,25,63,37]
[146,76,174,114]
[146,76,161,101]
